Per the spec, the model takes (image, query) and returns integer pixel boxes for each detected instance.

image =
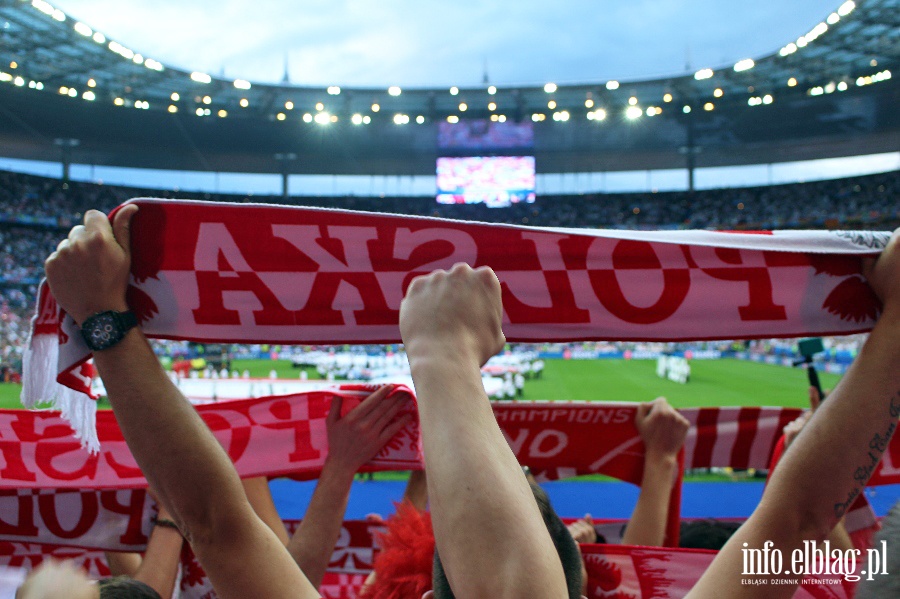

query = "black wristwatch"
[79,310,138,351]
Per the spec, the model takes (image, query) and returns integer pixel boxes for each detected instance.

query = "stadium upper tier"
[0,0,896,174]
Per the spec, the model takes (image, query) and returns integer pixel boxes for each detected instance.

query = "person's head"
[856,500,900,599]
[428,482,584,599]
[98,577,162,599]
[678,518,742,550]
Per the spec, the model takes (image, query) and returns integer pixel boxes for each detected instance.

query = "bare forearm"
[622,455,678,547]
[93,329,249,540]
[410,353,566,598]
[760,309,900,540]
[288,460,354,588]
[134,526,184,598]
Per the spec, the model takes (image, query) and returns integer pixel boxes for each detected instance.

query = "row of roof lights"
[780,1,853,56]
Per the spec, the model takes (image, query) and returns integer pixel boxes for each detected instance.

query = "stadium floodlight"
[694,68,714,80]
[35,82,43,90]
[837,81,848,91]
[92,32,105,44]
[113,97,124,106]
[82,90,95,100]
[488,102,496,111]
[713,88,723,98]
[393,114,409,125]
[144,59,164,72]
[498,115,506,122]
[168,105,177,113]
[327,86,341,95]
[233,79,251,90]
[13,76,23,87]
[286,101,295,110]
[645,107,656,116]
[683,105,691,113]
[196,107,205,116]
[449,86,459,95]
[351,113,363,125]
[202,95,211,105]
[826,12,840,25]
[388,86,401,96]
[133,54,144,65]
[276,112,287,121]
[87,78,96,88]
[218,109,227,118]
[459,102,467,111]
[447,115,459,123]
[67,88,76,97]
[606,80,619,90]
[592,108,607,121]
[837,0,855,16]
[787,77,797,87]
[73,22,92,36]
[628,96,637,106]
[552,110,569,121]
[703,102,714,111]
[371,103,380,112]
[302,113,313,122]
[547,100,556,109]
[109,41,135,60]
[625,106,642,120]
[584,98,594,108]
[779,43,798,56]
[734,58,755,72]
[170,92,180,101]
[488,85,497,95]
[762,94,773,104]
[239,98,249,107]
[314,112,330,124]
[544,82,557,93]
[191,72,212,84]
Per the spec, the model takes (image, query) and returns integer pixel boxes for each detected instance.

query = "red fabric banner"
[24,200,888,428]
[0,386,421,490]
[581,543,858,598]
[5,398,900,491]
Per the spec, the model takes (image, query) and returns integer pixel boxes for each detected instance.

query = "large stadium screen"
[436,156,536,207]
[438,119,534,150]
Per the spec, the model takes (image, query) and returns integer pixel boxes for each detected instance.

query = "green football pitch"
[0,357,841,410]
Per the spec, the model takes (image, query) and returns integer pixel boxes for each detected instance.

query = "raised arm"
[288,386,412,587]
[399,263,568,598]
[687,229,900,598]
[131,503,185,598]
[622,397,688,547]
[44,207,319,599]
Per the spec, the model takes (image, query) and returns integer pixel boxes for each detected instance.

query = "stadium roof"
[0,0,895,175]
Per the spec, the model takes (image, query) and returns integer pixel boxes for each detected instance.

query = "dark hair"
[98,576,162,599]
[432,482,583,599]
[678,518,742,550]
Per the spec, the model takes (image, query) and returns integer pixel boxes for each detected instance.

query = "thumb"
[808,385,821,411]
[112,204,139,257]
[636,401,651,423]
[327,395,343,424]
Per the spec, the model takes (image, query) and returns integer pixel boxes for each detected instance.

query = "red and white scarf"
[22,199,889,449]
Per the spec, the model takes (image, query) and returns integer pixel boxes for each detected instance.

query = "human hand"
[635,397,689,459]
[44,205,138,325]
[784,386,826,448]
[567,514,597,544]
[325,386,413,475]
[16,560,97,599]
[399,263,505,367]
[862,228,900,310]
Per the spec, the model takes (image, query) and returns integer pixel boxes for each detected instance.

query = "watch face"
[89,313,117,346]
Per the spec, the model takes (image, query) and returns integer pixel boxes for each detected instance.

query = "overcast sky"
[54,0,839,88]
